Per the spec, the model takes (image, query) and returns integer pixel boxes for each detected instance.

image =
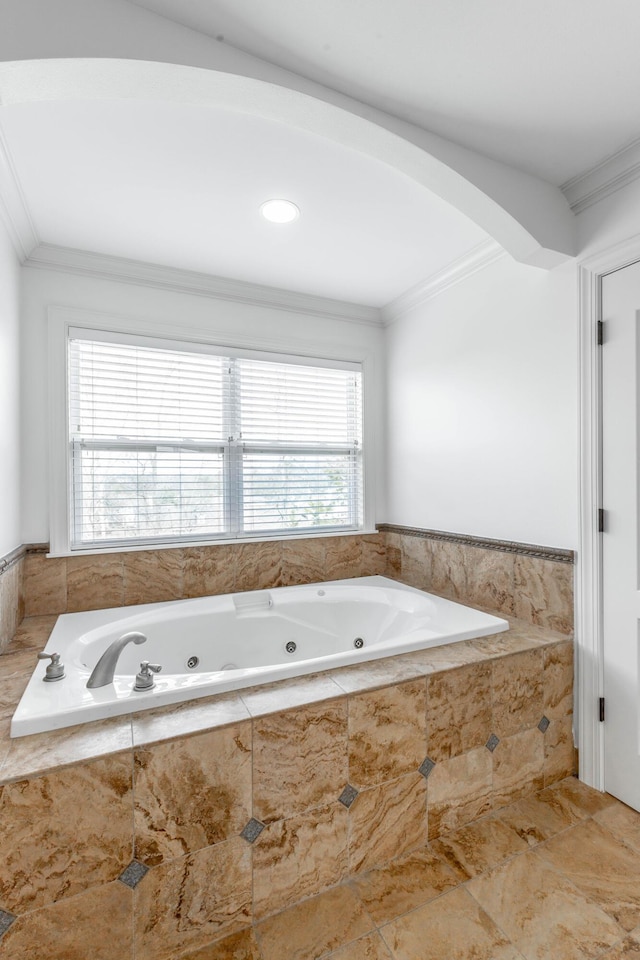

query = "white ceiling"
[130,0,640,186]
[0,99,487,306]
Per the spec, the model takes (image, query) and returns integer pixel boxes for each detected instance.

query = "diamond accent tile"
[338,784,359,808]
[538,715,551,733]
[118,860,149,889]
[0,909,16,939]
[486,733,500,752]
[418,756,436,780]
[241,817,266,843]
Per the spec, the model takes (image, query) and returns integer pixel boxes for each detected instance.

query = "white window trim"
[48,305,378,556]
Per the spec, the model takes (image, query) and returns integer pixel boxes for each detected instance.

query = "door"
[602,260,640,810]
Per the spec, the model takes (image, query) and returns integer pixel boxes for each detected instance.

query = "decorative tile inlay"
[118,860,149,889]
[0,909,16,938]
[486,733,500,752]
[241,818,266,843]
[338,784,359,808]
[538,716,551,733]
[419,757,436,780]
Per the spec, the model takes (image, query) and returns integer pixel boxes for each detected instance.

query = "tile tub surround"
[0,615,575,960]
[0,548,24,655]
[380,524,575,635]
[15,527,572,638]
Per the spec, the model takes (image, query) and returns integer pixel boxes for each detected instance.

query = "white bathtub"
[11,576,508,737]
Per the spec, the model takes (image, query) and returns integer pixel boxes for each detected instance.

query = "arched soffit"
[0,59,575,268]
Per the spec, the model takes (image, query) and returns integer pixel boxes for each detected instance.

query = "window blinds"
[68,333,363,549]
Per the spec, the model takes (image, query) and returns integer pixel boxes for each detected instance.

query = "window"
[66,329,363,550]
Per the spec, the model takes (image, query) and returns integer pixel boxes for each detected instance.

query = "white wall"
[19,267,385,545]
[385,255,578,549]
[0,219,21,556]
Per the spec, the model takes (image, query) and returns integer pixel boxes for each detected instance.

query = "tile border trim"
[0,545,26,575]
[377,524,575,564]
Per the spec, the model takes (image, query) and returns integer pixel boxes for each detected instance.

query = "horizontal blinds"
[68,334,363,548]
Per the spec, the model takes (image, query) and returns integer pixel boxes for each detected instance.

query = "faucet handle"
[134,660,162,691]
[37,651,65,682]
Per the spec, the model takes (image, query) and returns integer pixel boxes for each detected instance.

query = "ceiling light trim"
[25,243,383,327]
[0,123,39,260]
[561,136,640,214]
[382,239,505,325]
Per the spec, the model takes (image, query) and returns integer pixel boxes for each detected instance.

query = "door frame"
[578,232,640,790]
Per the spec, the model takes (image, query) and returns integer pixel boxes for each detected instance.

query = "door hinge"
[597,320,604,345]
[599,697,605,722]
[598,508,605,533]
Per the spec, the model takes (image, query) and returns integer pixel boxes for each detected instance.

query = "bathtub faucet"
[86,631,147,688]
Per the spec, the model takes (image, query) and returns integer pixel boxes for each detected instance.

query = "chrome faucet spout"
[86,631,147,688]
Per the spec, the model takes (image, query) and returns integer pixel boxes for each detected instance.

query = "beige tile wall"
[0,556,24,655]
[15,528,573,638]
[0,636,575,960]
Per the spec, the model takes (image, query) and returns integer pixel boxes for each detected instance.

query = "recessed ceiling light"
[260,199,300,223]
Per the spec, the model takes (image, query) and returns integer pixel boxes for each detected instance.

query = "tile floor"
[179,776,640,960]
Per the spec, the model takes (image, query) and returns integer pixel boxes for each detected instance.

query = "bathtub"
[11,576,508,737]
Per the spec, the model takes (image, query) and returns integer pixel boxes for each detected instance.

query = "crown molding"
[25,243,384,327]
[0,124,39,260]
[381,239,505,324]
[562,137,640,215]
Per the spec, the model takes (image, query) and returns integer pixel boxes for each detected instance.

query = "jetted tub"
[11,576,508,737]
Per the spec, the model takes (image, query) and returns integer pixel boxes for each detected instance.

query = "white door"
[602,260,640,810]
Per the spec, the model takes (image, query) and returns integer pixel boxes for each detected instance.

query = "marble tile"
[386,545,402,578]
[5,615,57,653]
[23,553,67,617]
[601,932,640,959]
[348,679,426,788]
[0,753,133,912]
[513,555,574,635]
[594,799,640,854]
[0,561,22,652]
[428,540,468,603]
[494,789,582,846]
[124,548,184,605]
[179,928,264,960]
[380,886,521,960]
[0,880,133,960]
[0,715,133,783]
[281,538,325,586]
[540,775,616,819]
[491,648,544,738]
[134,722,252,865]
[537,819,640,931]
[353,846,459,926]
[131,692,250,747]
[253,699,347,822]
[332,659,424,695]
[235,541,282,593]
[543,640,574,718]
[240,672,345,717]
[252,801,349,918]
[325,535,363,580]
[134,838,252,960]
[427,661,491,761]
[543,714,576,786]
[463,545,516,617]
[349,772,427,873]
[469,631,544,658]
[0,648,38,680]
[469,848,624,960]
[492,727,544,808]
[183,545,238,599]
[66,553,125,612]
[402,639,488,675]
[257,884,374,960]
[328,932,393,960]
[360,534,387,578]
[399,535,432,591]
[427,747,492,839]
[0,672,30,720]
[432,817,529,880]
